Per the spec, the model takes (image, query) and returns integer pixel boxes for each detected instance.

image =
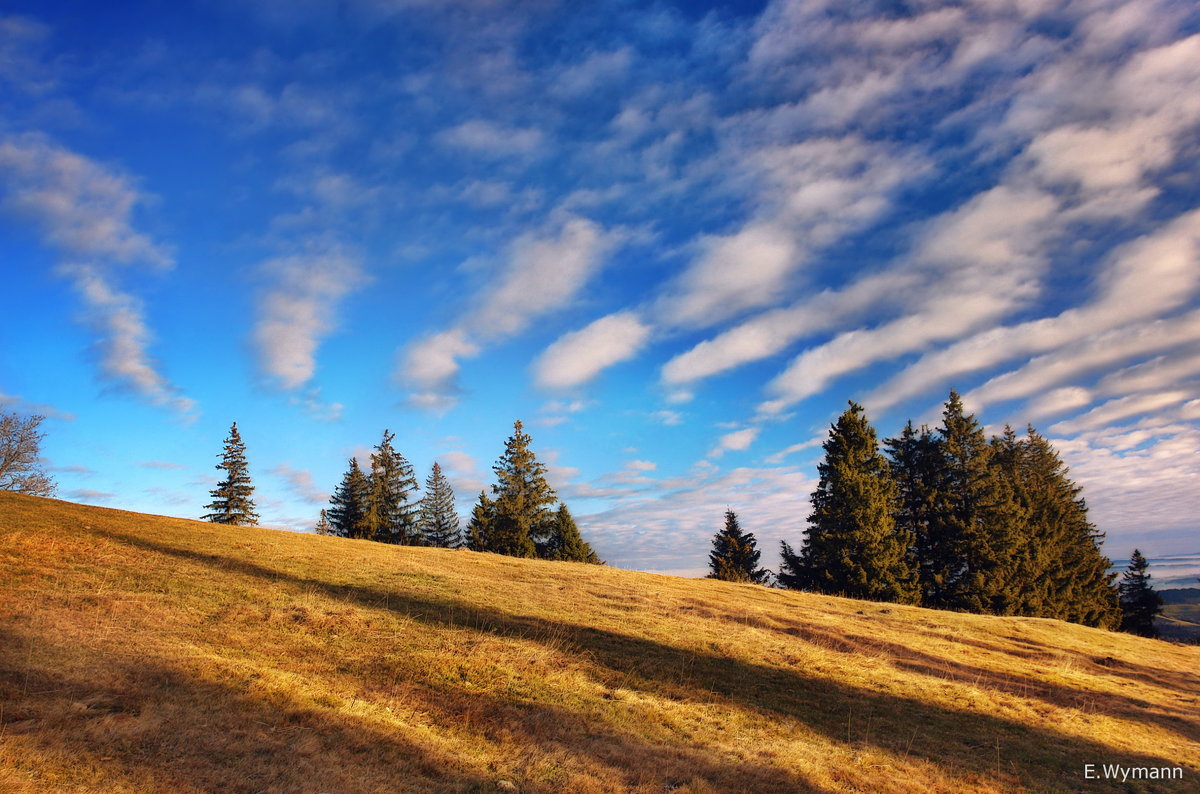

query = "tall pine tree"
[542,504,602,563]
[708,509,767,584]
[366,430,421,544]
[933,392,1023,614]
[481,420,557,558]
[796,402,918,603]
[885,421,947,605]
[328,457,372,539]
[1119,549,1163,638]
[419,462,461,548]
[1002,428,1119,627]
[203,422,259,526]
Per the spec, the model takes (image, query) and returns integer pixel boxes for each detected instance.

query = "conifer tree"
[542,504,602,563]
[466,490,494,551]
[1119,549,1163,638]
[328,457,372,539]
[483,420,556,558]
[1003,428,1119,627]
[203,422,259,526]
[314,509,332,536]
[799,402,918,603]
[366,430,421,544]
[776,541,807,590]
[419,462,461,548]
[932,392,1022,613]
[884,421,947,604]
[708,509,767,584]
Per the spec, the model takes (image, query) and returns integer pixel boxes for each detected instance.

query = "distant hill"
[1160,588,1200,606]
[2,492,1198,793]
[1157,589,1200,645]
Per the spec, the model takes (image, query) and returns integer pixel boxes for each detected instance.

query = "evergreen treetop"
[798,401,918,603]
[367,429,421,544]
[542,504,603,564]
[328,457,372,539]
[484,420,557,558]
[203,422,259,526]
[708,509,768,584]
[419,461,461,548]
[1119,549,1163,638]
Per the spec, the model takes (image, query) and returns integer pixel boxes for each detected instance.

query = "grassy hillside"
[2,493,1198,793]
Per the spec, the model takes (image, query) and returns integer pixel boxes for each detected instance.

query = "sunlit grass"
[2,492,1197,792]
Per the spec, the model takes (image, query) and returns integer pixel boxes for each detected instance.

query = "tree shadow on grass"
[734,617,1200,739]
[0,624,829,794]
[90,529,1200,792]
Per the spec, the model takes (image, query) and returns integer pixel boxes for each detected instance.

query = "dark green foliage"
[776,541,805,590]
[314,509,332,536]
[708,509,767,584]
[0,412,57,496]
[885,421,948,605]
[928,392,1022,613]
[1119,549,1163,638]
[465,490,494,552]
[328,458,372,539]
[203,422,258,526]
[366,430,421,545]
[419,462,461,548]
[1000,428,1119,628]
[796,402,918,604]
[542,504,602,564]
[478,420,557,558]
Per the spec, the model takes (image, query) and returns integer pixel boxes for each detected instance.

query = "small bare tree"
[0,412,57,496]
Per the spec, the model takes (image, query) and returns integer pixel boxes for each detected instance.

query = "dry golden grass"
[2,492,1197,793]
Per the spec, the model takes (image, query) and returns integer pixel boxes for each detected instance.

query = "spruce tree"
[203,422,259,526]
[328,457,372,539]
[542,504,602,563]
[885,421,949,605]
[314,509,332,536]
[366,430,421,545]
[708,509,767,584]
[1119,549,1163,638]
[419,462,461,548]
[777,541,807,590]
[484,420,556,558]
[932,391,1022,613]
[799,402,919,603]
[1005,428,1118,627]
[465,490,494,551]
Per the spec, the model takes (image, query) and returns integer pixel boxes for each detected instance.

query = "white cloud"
[0,134,171,266]
[436,119,545,159]
[1050,391,1194,436]
[254,245,364,390]
[708,426,759,458]
[650,410,683,426]
[0,134,195,413]
[471,216,614,337]
[869,211,1200,414]
[398,215,617,406]
[534,311,651,389]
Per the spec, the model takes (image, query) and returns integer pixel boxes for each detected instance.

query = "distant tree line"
[709,392,1164,634]
[200,418,601,563]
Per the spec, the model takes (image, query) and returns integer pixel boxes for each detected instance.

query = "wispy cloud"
[708,427,759,459]
[270,463,329,505]
[399,214,618,409]
[253,243,365,391]
[534,311,651,389]
[0,134,193,414]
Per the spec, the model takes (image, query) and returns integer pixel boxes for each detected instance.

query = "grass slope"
[2,492,1198,793]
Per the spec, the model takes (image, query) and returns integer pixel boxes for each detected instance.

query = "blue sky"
[2,0,1198,583]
